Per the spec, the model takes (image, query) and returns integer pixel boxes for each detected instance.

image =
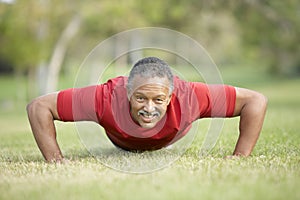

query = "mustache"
[137,110,160,117]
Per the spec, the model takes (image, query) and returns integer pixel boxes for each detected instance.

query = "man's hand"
[231,87,268,157]
[27,93,64,162]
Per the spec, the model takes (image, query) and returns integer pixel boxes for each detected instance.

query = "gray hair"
[127,57,174,96]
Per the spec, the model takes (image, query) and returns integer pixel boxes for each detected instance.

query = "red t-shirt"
[57,76,236,150]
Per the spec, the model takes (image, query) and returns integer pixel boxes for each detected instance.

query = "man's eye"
[156,98,165,103]
[136,96,144,101]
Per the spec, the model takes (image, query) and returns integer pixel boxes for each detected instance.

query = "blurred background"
[0,0,299,112]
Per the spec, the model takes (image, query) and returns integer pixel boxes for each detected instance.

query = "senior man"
[27,57,267,162]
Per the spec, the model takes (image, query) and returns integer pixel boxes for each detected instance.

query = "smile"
[138,110,160,122]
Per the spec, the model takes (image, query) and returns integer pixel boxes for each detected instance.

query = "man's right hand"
[27,93,64,162]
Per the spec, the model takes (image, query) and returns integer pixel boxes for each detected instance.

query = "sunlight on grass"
[0,74,299,200]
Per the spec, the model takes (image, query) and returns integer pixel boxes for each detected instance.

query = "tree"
[0,0,83,97]
[231,0,300,75]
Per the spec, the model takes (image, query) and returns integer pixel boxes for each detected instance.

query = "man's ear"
[167,94,172,105]
[127,92,132,101]
[126,86,132,100]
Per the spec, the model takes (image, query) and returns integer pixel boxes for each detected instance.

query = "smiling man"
[27,57,268,163]
[127,62,173,129]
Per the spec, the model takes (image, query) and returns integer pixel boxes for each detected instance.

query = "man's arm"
[27,93,65,163]
[231,87,268,157]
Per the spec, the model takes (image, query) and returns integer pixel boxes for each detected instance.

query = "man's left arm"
[231,87,268,157]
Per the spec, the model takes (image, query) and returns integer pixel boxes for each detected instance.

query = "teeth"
[138,110,159,118]
[142,114,155,118]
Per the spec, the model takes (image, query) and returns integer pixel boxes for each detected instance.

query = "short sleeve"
[57,85,99,122]
[190,82,236,118]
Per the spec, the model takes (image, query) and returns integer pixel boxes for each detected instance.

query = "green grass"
[0,69,300,200]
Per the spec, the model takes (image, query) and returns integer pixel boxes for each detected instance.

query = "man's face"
[129,76,172,129]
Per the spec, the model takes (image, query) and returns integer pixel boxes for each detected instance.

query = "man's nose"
[144,100,155,112]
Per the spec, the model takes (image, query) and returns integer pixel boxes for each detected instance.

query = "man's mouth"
[138,110,160,122]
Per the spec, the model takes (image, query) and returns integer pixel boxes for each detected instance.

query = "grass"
[0,68,300,200]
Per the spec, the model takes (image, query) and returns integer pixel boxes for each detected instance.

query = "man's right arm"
[26,93,65,163]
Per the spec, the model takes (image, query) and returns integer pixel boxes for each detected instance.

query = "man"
[27,57,268,163]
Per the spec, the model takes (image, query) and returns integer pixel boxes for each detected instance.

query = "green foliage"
[0,0,299,75]
[0,0,78,69]
[232,0,300,75]
[0,2,42,69]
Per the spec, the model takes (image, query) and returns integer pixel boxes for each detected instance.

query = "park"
[0,1,299,199]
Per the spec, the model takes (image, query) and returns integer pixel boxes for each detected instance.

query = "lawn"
[0,68,299,200]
